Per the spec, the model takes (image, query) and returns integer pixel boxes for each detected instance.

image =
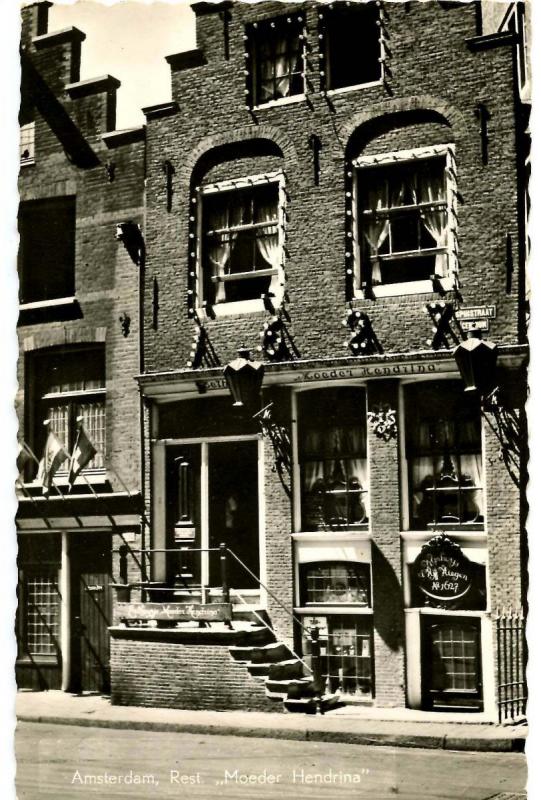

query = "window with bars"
[405,381,484,530]
[20,122,35,165]
[354,147,456,291]
[319,2,381,92]
[18,196,76,305]
[303,616,374,697]
[21,568,61,658]
[247,15,305,107]
[27,346,106,480]
[297,388,368,531]
[200,177,283,306]
[300,562,371,606]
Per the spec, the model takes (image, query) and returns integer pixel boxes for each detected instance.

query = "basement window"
[199,173,285,313]
[247,14,305,107]
[319,2,382,92]
[300,562,371,606]
[18,196,76,305]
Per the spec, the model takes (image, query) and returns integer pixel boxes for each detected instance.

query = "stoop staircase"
[229,608,340,714]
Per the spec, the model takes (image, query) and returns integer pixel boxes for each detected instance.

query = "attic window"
[246,15,305,107]
[319,3,382,92]
[20,122,35,166]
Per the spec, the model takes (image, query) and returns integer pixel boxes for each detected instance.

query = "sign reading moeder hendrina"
[412,534,473,604]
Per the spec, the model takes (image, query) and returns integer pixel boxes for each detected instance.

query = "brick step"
[264,677,314,699]
[230,640,292,663]
[247,658,304,680]
[229,626,276,647]
[284,694,341,715]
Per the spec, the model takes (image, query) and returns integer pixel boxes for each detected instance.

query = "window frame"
[295,386,370,534]
[247,14,306,110]
[352,144,458,298]
[17,564,62,664]
[318,3,384,96]
[20,121,36,166]
[25,346,107,484]
[196,171,286,318]
[401,379,485,532]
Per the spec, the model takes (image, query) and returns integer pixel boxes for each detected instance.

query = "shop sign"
[412,534,473,602]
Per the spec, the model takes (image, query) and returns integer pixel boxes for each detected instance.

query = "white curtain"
[362,178,404,284]
[416,162,448,277]
[208,203,242,303]
[275,36,291,98]
[256,200,280,295]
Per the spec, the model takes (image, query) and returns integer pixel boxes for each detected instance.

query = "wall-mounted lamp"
[453,332,498,396]
[223,347,265,409]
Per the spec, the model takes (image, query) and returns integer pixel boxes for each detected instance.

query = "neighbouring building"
[16,2,145,693]
[17,0,529,724]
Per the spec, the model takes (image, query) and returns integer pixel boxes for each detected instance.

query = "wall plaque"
[412,534,473,603]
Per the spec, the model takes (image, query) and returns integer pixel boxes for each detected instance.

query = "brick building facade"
[17,1,529,721]
[16,2,145,693]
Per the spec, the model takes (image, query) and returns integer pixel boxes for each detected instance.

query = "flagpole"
[15,476,52,529]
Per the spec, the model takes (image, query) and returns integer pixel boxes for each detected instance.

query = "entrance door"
[70,533,112,693]
[421,616,483,711]
[208,441,260,590]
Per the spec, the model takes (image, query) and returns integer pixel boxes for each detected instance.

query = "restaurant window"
[18,196,76,305]
[247,15,305,107]
[200,174,284,308]
[302,616,374,698]
[319,2,381,92]
[354,146,455,292]
[297,388,368,531]
[405,381,484,530]
[300,561,371,606]
[27,346,106,480]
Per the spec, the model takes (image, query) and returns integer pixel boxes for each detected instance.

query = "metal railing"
[496,611,527,724]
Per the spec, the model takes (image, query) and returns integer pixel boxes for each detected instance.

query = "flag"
[68,423,97,489]
[17,443,31,475]
[38,430,68,495]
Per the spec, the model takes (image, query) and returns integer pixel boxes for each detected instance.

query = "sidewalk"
[16,691,527,753]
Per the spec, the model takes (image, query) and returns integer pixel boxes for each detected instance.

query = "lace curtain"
[207,203,242,303]
[256,200,280,295]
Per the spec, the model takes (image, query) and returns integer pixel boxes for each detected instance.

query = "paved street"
[16,722,526,800]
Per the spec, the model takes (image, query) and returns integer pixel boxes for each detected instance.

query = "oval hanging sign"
[412,533,472,602]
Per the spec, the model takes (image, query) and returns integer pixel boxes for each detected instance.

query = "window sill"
[355,277,454,299]
[20,159,35,168]
[292,530,371,541]
[198,298,268,318]
[325,79,383,97]
[401,529,486,541]
[18,296,82,326]
[296,606,373,615]
[252,94,306,111]
[21,470,108,490]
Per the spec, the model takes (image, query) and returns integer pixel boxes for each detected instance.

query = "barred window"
[22,568,61,658]
[27,346,106,480]
[20,122,35,165]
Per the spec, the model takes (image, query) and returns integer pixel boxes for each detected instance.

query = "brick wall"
[143,0,523,374]
[111,635,279,712]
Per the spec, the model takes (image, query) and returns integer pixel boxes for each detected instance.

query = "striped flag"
[38,430,68,495]
[68,422,97,489]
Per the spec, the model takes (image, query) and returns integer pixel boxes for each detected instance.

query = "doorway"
[70,533,112,693]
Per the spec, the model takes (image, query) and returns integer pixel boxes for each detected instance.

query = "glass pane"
[430,622,479,692]
[303,616,373,697]
[303,562,370,605]
[25,570,60,657]
[76,401,105,469]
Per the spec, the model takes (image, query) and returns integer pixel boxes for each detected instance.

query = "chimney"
[21,1,51,49]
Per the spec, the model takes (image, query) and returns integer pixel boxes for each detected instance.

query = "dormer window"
[20,122,35,166]
[246,15,305,107]
[319,2,382,92]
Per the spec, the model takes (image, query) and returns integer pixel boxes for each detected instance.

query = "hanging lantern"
[223,347,265,409]
[453,334,498,395]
